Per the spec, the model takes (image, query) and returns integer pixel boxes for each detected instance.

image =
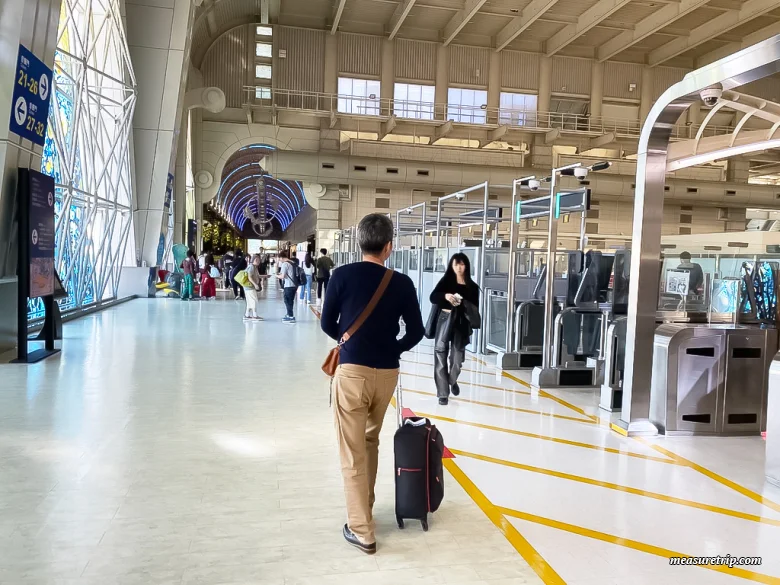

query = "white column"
[174,114,187,246]
[639,66,654,123]
[538,56,552,125]
[590,61,604,120]
[127,0,196,266]
[381,39,394,116]
[435,45,449,120]
[324,34,338,95]
[487,51,501,125]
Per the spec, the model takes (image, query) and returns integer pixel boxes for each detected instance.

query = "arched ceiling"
[212,145,307,237]
[191,0,780,69]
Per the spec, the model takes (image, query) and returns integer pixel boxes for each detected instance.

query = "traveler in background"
[244,254,265,322]
[221,250,235,291]
[429,253,480,405]
[677,251,705,295]
[316,248,334,303]
[321,213,425,554]
[200,253,218,300]
[258,253,269,291]
[231,249,247,301]
[180,249,197,301]
[277,250,298,324]
[300,253,315,304]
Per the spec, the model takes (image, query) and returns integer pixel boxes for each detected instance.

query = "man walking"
[276,250,297,323]
[316,248,334,304]
[321,214,424,554]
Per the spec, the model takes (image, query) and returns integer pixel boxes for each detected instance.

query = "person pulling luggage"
[320,213,424,554]
[428,253,481,405]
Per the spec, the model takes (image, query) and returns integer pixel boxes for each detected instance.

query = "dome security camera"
[528,179,541,191]
[700,86,723,107]
[573,167,588,179]
[455,192,466,200]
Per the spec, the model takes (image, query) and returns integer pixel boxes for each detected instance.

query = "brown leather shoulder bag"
[322,268,394,377]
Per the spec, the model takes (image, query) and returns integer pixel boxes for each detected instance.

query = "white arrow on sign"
[14,96,27,126]
[39,73,49,101]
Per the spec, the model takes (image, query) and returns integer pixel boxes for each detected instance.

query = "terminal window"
[256,64,272,79]
[394,83,435,120]
[338,77,381,116]
[499,92,538,126]
[256,43,272,58]
[256,26,273,36]
[447,88,487,124]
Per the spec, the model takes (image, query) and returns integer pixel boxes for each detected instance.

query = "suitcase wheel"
[421,519,429,532]
[397,516,404,529]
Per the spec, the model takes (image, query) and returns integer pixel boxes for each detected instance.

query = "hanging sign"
[9,44,53,147]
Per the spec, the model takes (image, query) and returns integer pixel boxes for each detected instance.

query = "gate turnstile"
[650,324,775,436]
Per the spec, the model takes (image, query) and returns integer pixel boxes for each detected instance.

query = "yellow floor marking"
[400,359,495,375]
[399,372,532,395]
[444,459,567,585]
[634,438,780,516]
[417,412,681,465]
[401,388,597,425]
[497,507,780,584]
[454,449,780,528]
[610,422,628,436]
[502,371,600,423]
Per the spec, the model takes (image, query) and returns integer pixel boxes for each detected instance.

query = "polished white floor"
[0,286,541,585]
[398,345,780,584]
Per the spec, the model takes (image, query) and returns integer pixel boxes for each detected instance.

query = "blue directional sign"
[9,44,52,147]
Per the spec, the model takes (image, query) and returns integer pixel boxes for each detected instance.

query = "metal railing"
[242,87,736,141]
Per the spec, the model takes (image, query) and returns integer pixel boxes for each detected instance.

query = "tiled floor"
[398,347,780,584]
[0,286,541,585]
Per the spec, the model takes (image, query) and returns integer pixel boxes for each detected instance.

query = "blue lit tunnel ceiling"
[213,145,306,235]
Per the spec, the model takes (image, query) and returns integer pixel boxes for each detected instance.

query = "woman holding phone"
[429,253,480,405]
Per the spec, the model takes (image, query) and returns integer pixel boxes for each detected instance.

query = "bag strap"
[341,269,393,344]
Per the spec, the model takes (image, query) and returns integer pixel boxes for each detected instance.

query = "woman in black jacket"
[429,253,480,405]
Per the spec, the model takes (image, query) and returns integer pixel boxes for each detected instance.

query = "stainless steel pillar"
[620,35,780,436]
[541,164,580,370]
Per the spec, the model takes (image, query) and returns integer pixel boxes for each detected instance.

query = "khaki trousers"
[333,364,399,545]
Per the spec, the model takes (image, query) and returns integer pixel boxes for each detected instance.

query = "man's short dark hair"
[357,213,394,255]
[680,251,691,261]
[320,248,328,255]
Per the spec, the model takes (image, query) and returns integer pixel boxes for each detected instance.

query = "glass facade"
[36,0,136,319]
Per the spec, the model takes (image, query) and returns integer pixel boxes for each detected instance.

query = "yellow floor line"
[453,449,780,528]
[416,412,681,466]
[497,507,780,585]
[635,439,780,516]
[502,371,600,423]
[401,388,597,425]
[400,359,495,375]
[400,372,531,395]
[444,459,567,585]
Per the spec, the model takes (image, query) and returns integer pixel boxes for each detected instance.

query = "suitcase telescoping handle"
[396,382,404,428]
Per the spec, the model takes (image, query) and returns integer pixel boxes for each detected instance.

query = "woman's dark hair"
[205,253,214,265]
[279,250,289,259]
[187,249,195,258]
[443,253,475,287]
[305,253,313,268]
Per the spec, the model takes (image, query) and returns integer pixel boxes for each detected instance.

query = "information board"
[9,45,52,147]
[666,270,690,295]
[28,170,56,298]
[516,189,591,222]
